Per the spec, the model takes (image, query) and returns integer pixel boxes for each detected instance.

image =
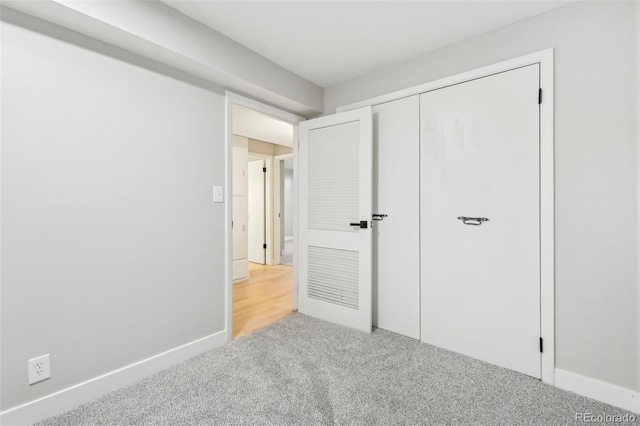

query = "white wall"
[1,14,226,411]
[325,0,638,391]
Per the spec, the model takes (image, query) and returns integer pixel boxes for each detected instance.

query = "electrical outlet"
[28,354,51,385]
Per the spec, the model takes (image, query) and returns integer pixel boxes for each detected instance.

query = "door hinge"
[263,167,267,173]
[538,88,542,104]
[263,243,267,249]
[539,337,543,353]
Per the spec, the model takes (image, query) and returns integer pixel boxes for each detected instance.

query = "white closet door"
[372,96,420,339]
[232,135,249,280]
[232,135,248,196]
[298,107,373,333]
[421,65,541,378]
[248,159,265,264]
[232,194,248,280]
[232,195,248,261]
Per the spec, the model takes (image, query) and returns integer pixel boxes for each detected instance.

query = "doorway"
[226,94,304,340]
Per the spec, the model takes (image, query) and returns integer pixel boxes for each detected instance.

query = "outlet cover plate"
[28,354,51,385]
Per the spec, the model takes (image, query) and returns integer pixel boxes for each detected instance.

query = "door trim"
[337,49,555,385]
[224,92,305,342]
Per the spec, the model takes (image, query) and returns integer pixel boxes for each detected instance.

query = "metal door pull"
[457,216,490,226]
[372,214,388,221]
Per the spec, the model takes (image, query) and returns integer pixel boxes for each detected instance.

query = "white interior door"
[232,135,249,280]
[248,159,265,264]
[232,195,248,280]
[232,135,248,197]
[372,96,420,339]
[232,195,248,260]
[420,65,541,378]
[298,107,372,333]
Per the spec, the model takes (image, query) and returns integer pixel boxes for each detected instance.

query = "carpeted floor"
[39,313,637,425]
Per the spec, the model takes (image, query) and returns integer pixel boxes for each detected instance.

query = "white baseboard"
[555,368,640,414]
[0,330,228,426]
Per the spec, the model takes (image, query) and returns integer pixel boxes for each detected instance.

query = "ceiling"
[164,1,574,88]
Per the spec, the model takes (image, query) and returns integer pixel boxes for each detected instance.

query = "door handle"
[457,216,490,226]
[372,214,388,221]
[349,221,368,229]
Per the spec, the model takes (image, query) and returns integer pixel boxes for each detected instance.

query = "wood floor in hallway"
[232,263,293,339]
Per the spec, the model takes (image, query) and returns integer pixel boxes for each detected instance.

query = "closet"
[232,135,249,281]
[297,60,547,380]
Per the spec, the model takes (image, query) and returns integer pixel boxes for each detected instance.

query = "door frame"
[225,91,305,341]
[337,49,555,385]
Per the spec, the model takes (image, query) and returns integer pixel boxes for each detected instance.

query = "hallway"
[232,263,293,339]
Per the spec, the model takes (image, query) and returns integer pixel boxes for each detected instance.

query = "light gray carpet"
[39,314,637,425]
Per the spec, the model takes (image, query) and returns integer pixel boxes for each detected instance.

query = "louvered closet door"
[298,107,373,333]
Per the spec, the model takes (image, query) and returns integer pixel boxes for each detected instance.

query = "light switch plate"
[213,186,224,203]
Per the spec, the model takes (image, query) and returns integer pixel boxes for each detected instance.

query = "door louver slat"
[307,246,359,310]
